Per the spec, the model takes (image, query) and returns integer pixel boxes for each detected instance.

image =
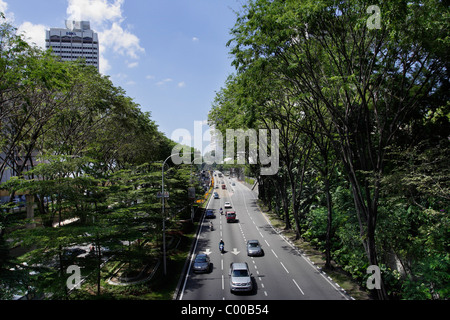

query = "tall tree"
[225,0,448,299]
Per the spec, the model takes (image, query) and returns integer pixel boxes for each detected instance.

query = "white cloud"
[100,22,144,59]
[0,0,8,16]
[146,75,155,80]
[127,61,139,68]
[0,0,47,49]
[178,81,186,88]
[156,78,173,86]
[99,55,111,73]
[0,0,13,22]
[192,37,199,42]
[67,0,124,26]
[17,21,48,49]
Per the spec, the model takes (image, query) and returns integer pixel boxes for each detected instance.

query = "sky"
[1,0,243,152]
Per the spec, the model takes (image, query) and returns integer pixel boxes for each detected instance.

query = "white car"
[224,202,232,208]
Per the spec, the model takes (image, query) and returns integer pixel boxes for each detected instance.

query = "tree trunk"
[324,176,333,270]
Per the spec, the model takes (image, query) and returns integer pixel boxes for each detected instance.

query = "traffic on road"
[179,171,352,300]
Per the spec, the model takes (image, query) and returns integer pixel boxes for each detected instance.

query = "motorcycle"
[219,243,224,254]
[210,221,214,231]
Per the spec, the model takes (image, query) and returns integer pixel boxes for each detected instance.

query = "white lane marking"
[280,261,289,273]
[240,185,352,300]
[179,193,213,300]
[293,279,305,295]
[271,249,278,259]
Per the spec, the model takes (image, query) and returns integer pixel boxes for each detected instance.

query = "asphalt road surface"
[179,172,352,301]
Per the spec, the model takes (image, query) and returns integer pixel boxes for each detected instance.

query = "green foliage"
[0,14,193,299]
[209,0,449,299]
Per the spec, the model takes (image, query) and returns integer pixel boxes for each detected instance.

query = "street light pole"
[161,152,195,276]
[189,156,203,221]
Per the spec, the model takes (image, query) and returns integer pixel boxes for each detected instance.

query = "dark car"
[205,209,215,219]
[193,253,211,273]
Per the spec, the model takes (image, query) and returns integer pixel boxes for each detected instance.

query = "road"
[179,171,352,300]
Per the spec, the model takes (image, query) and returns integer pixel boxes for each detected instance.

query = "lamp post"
[161,152,196,276]
[189,155,203,221]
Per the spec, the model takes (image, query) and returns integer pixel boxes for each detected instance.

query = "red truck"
[226,211,237,223]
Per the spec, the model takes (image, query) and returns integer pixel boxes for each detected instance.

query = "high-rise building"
[45,20,99,70]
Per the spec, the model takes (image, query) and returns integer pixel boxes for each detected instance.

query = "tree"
[224,0,448,299]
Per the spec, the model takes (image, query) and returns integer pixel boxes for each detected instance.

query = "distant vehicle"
[205,209,215,219]
[62,248,87,261]
[231,182,235,186]
[226,211,236,223]
[224,202,232,208]
[214,192,219,199]
[229,262,253,293]
[193,253,211,273]
[247,240,263,256]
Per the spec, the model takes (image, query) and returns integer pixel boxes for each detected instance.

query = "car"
[247,240,263,256]
[231,182,235,186]
[205,209,215,219]
[222,184,226,189]
[193,253,211,273]
[62,247,87,260]
[229,262,253,293]
[226,211,236,223]
[224,202,232,208]
[213,192,219,199]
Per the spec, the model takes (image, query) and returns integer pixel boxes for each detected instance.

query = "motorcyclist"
[219,207,223,215]
[219,239,224,253]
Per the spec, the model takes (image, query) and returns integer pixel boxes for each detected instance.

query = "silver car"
[247,240,263,256]
[229,262,253,293]
[193,253,211,273]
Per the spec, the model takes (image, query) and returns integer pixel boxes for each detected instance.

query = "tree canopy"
[209,0,449,300]
[0,16,200,299]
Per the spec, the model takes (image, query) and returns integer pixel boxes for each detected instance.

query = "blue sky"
[1,0,242,147]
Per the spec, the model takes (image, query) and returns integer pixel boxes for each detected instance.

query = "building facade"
[45,20,99,70]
